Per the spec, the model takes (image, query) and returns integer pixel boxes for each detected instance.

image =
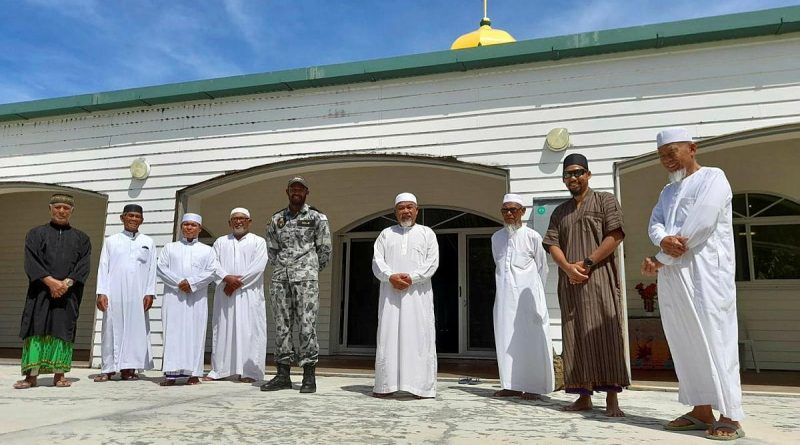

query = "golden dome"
[451,17,516,50]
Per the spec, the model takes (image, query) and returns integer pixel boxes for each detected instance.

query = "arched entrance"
[176,154,508,358]
[0,182,108,360]
[338,207,501,357]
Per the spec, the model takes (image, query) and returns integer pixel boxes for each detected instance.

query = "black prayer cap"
[122,204,144,214]
[563,153,589,171]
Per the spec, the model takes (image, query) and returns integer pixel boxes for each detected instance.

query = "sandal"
[13,379,37,389]
[238,377,256,383]
[664,414,713,431]
[94,373,115,382]
[159,379,176,387]
[54,378,72,388]
[705,421,746,441]
[186,377,201,385]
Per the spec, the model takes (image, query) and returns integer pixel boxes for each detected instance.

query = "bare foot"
[563,395,593,411]
[604,392,624,417]
[520,392,541,400]
[372,391,396,398]
[494,389,522,397]
[186,377,201,385]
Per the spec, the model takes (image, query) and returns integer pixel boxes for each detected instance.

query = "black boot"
[260,363,292,391]
[299,364,316,393]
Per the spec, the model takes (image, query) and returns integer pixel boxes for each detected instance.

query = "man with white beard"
[372,193,439,399]
[491,193,553,400]
[95,204,156,382]
[641,127,745,440]
[205,208,268,383]
[157,213,217,386]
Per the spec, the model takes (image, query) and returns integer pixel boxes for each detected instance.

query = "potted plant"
[635,282,658,314]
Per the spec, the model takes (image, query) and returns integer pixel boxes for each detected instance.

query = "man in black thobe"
[14,193,91,389]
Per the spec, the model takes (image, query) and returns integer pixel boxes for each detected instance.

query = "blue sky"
[1,0,797,104]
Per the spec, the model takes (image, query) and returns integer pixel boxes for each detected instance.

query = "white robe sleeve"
[372,231,393,283]
[657,170,731,266]
[677,170,731,250]
[188,248,218,292]
[648,186,670,248]
[533,232,549,285]
[409,229,439,284]
[95,237,111,296]
[145,240,157,296]
[239,237,269,289]
[212,238,228,285]
[157,244,183,288]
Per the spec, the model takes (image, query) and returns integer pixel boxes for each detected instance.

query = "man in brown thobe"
[543,153,629,417]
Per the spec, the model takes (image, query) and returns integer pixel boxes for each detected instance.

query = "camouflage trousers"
[270,280,319,367]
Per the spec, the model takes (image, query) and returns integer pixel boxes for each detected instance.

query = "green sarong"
[21,335,73,374]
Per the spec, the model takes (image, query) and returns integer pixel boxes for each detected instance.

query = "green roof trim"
[2,6,800,122]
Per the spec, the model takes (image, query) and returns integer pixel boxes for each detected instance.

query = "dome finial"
[451,0,516,50]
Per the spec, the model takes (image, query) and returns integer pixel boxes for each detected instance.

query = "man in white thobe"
[491,193,553,400]
[95,204,156,382]
[642,127,745,440]
[372,192,439,399]
[157,213,217,386]
[205,208,268,383]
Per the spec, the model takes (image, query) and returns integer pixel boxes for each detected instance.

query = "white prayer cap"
[656,127,693,148]
[394,192,417,206]
[502,193,524,206]
[230,207,250,218]
[182,213,202,225]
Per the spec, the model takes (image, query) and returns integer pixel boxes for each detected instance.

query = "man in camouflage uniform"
[261,176,332,394]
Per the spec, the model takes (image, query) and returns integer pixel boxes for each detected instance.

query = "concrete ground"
[0,366,797,445]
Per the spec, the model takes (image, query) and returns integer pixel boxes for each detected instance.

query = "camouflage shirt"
[267,203,332,282]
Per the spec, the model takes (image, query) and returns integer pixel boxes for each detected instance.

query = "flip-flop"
[664,414,713,431]
[13,379,37,389]
[705,421,746,441]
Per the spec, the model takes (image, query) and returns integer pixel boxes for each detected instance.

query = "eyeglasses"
[500,207,523,214]
[562,169,587,179]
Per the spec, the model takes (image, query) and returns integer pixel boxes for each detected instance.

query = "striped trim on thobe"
[543,189,630,393]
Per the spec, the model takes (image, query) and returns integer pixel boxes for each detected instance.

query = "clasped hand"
[223,275,243,296]
[389,273,412,290]
[660,235,688,258]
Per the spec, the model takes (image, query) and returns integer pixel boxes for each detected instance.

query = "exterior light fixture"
[546,128,570,151]
[130,158,151,180]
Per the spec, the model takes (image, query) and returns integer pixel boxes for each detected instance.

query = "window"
[733,193,800,281]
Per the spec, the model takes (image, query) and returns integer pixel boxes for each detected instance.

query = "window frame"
[732,192,800,283]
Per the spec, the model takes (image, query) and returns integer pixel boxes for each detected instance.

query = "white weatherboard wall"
[1,36,800,368]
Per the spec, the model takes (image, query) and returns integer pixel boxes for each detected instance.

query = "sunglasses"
[562,169,587,179]
[500,207,523,214]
